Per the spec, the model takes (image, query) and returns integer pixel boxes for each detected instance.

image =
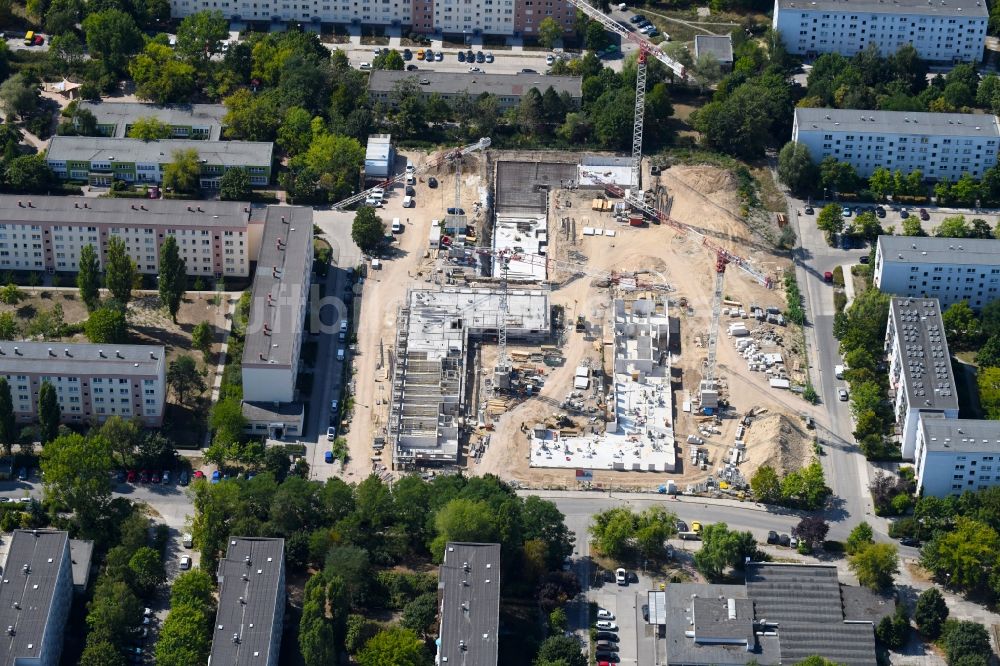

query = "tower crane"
[565,0,686,192]
[330,137,491,210]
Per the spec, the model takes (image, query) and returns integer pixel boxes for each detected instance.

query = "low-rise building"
[365,134,395,180]
[884,297,959,459]
[791,108,1000,181]
[0,195,263,278]
[874,235,1000,310]
[241,206,313,436]
[77,102,227,140]
[437,542,500,666]
[693,35,734,69]
[0,530,74,666]
[0,341,166,427]
[773,0,988,62]
[368,71,582,111]
[210,537,286,666]
[914,414,1000,496]
[45,136,273,189]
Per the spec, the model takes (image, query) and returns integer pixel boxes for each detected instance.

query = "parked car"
[424,48,434,60]
[179,556,191,570]
[597,608,614,620]
[210,470,220,483]
[126,470,137,483]
[485,51,494,62]
[161,470,170,484]
[919,207,929,220]
[842,206,852,217]
[17,467,26,481]
[597,640,617,650]
[875,205,886,218]
[546,54,555,65]
[615,567,627,585]
[521,68,537,73]
[778,533,791,546]
[595,621,618,631]
[789,536,799,548]
[428,176,438,188]
[403,48,412,60]
[33,34,43,45]
[767,530,779,544]
[691,521,702,533]
[139,470,150,483]
[595,651,619,662]
[447,207,465,215]
[151,471,161,483]
[824,271,834,283]
[475,51,485,63]
[860,255,870,264]
[193,470,205,480]
[405,185,416,196]
[641,604,650,621]
[179,470,189,485]
[804,205,814,214]
[900,536,921,547]
[675,519,688,532]
[468,66,482,73]
[359,62,371,70]
[457,51,466,62]
[406,64,418,71]
[839,388,849,401]
[416,49,425,60]
[596,631,618,641]
[435,51,443,61]
[327,426,337,441]
[900,208,910,219]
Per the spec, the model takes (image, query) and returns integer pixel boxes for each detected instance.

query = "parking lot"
[590,568,653,666]
[801,200,1000,237]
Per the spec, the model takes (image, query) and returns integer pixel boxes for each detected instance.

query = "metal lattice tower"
[631,46,648,193]
[701,253,728,406]
[492,251,512,398]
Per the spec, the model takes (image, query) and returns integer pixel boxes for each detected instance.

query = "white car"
[485,51,494,62]
[468,66,482,73]
[434,51,443,61]
[545,54,555,65]
[327,427,337,441]
[615,567,627,585]
[597,608,615,620]
[595,621,618,631]
[359,62,372,70]
[179,556,191,570]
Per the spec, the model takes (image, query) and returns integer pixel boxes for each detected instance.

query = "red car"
[126,470,137,483]
[193,470,205,480]
[823,271,833,283]
[32,35,43,45]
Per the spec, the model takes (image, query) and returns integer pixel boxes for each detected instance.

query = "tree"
[936,214,972,238]
[356,627,428,666]
[155,603,211,666]
[0,284,23,305]
[942,300,980,350]
[0,73,38,119]
[976,335,1000,368]
[80,641,127,666]
[5,155,55,193]
[792,515,829,550]
[869,167,893,200]
[128,546,165,594]
[130,43,197,104]
[521,496,574,569]
[192,321,213,360]
[876,605,910,650]
[351,207,385,255]
[127,116,174,140]
[78,244,101,311]
[38,382,60,444]
[168,355,206,406]
[0,378,13,455]
[750,465,782,503]
[585,20,608,51]
[777,141,818,195]
[518,87,544,135]
[635,505,678,559]
[980,366,1000,419]
[848,542,898,590]
[372,49,404,70]
[401,592,437,636]
[209,397,246,446]
[431,498,499,561]
[0,313,18,340]
[920,517,1000,591]
[175,10,228,59]
[171,569,215,613]
[589,506,637,560]
[158,236,187,321]
[694,522,761,580]
[84,306,128,344]
[300,571,336,666]
[82,9,143,76]
[533,635,587,666]
[223,89,282,141]
[277,107,314,157]
[846,521,875,555]
[163,148,201,194]
[538,16,563,49]
[816,203,845,244]
[941,620,992,666]
[219,167,252,201]
[914,586,949,639]
[40,432,115,534]
[104,236,136,305]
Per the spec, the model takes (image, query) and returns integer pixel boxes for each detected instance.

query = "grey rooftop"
[888,298,959,412]
[795,108,1000,136]
[79,101,228,139]
[877,234,1000,265]
[438,542,500,666]
[0,341,164,376]
[368,70,582,98]
[919,416,1000,452]
[778,0,989,17]
[0,195,252,229]
[694,35,734,63]
[46,136,274,166]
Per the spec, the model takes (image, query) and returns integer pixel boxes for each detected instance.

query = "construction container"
[629,214,644,227]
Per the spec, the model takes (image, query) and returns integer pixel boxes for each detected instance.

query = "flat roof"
[79,102,227,139]
[0,195,252,229]
[0,341,165,377]
[694,35,734,62]
[46,136,273,167]
[778,0,988,16]
[888,298,959,411]
[438,542,500,666]
[242,206,313,369]
[369,70,583,99]
[366,134,392,162]
[919,415,1000,452]
[0,530,69,666]
[211,537,285,666]
[68,539,93,590]
[795,108,1000,136]
[877,234,1000,265]
[493,215,547,281]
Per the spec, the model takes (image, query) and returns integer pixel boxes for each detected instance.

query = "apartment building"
[791,108,1000,181]
[437,543,501,666]
[0,342,167,427]
[884,297,959,459]
[168,0,574,37]
[368,71,582,112]
[77,102,227,140]
[0,196,264,278]
[914,414,1000,496]
[874,235,1000,310]
[241,206,313,437]
[46,136,273,189]
[773,0,988,61]
[210,538,285,666]
[0,530,73,666]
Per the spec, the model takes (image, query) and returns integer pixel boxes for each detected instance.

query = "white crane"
[330,137,491,210]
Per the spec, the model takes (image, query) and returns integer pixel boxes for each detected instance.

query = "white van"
[391,218,403,233]
[403,195,414,208]
[182,533,193,548]
[405,174,416,185]
[406,162,415,174]
[337,348,346,361]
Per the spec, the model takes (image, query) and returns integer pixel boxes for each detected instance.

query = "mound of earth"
[740,412,811,478]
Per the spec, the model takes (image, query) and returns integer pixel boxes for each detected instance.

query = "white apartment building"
[773,0,988,61]
[792,109,1000,181]
[884,297,959,459]
[874,235,1000,310]
[0,342,167,427]
[0,196,265,278]
[167,0,574,37]
[915,414,1000,496]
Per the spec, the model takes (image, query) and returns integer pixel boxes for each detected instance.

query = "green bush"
[832,265,845,287]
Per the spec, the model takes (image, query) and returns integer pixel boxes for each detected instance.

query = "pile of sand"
[740,413,811,478]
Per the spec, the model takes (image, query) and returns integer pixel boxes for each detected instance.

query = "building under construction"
[389,287,550,469]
